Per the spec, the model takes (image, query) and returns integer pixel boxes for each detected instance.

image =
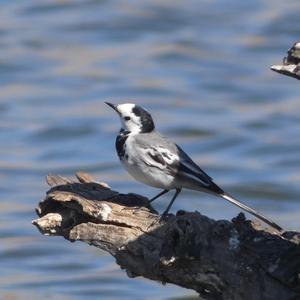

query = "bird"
[105,102,282,231]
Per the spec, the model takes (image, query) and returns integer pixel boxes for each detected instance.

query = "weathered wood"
[271,41,300,80]
[33,172,300,300]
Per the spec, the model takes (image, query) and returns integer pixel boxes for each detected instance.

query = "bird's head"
[105,102,155,134]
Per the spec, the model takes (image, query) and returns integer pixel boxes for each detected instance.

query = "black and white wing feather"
[142,144,179,173]
[175,145,225,194]
[139,137,223,193]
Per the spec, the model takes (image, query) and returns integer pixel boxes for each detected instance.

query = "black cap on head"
[132,105,155,133]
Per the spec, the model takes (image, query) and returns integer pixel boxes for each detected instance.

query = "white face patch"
[116,103,142,133]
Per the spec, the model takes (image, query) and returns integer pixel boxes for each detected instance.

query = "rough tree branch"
[32,172,300,300]
[271,41,300,80]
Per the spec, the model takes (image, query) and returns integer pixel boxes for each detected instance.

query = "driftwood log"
[271,41,300,80]
[32,172,300,300]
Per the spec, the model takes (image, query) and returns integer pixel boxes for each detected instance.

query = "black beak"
[105,102,119,113]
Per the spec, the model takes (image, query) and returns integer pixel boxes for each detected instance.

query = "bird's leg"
[149,189,169,203]
[162,188,181,216]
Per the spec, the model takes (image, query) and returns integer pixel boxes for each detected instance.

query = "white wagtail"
[106,102,282,231]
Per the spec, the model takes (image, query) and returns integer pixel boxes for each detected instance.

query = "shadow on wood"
[32,172,300,300]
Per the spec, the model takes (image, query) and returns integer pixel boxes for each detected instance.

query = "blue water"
[1,1,300,299]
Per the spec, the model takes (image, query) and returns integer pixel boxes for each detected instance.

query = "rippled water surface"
[1,1,300,299]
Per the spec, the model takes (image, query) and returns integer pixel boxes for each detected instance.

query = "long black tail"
[221,193,282,232]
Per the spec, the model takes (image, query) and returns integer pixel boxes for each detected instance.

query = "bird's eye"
[124,116,131,121]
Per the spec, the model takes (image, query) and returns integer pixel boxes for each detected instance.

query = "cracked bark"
[32,172,300,300]
[271,41,300,80]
